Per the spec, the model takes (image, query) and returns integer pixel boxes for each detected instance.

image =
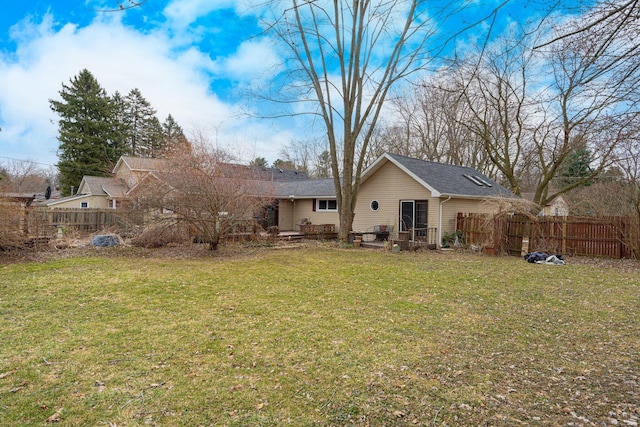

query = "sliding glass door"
[400,200,428,240]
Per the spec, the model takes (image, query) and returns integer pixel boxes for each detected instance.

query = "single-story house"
[275,153,516,245]
[272,178,339,231]
[38,176,128,209]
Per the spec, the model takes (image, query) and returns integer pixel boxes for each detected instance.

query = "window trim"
[370,200,380,212]
[315,198,338,212]
[80,202,88,208]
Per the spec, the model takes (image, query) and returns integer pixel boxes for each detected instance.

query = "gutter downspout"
[438,196,452,248]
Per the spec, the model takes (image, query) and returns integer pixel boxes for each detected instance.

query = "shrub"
[130,222,189,248]
[441,230,464,248]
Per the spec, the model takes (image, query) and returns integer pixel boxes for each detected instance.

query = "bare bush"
[128,143,275,250]
[0,202,25,250]
[130,222,189,248]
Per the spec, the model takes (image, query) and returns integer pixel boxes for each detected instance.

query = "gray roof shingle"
[376,153,515,198]
[82,176,128,198]
[274,178,335,198]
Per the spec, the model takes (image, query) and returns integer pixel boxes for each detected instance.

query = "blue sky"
[0,0,588,169]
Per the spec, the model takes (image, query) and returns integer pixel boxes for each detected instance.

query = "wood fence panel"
[29,208,121,234]
[457,213,640,259]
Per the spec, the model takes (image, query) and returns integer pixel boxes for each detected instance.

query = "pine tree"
[123,88,162,157]
[559,147,593,187]
[160,114,190,156]
[50,69,126,196]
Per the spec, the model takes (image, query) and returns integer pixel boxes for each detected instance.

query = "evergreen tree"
[160,114,190,156]
[50,69,126,196]
[315,150,332,178]
[558,147,593,186]
[249,157,268,168]
[123,88,162,157]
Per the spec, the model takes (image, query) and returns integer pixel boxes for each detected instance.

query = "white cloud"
[0,10,289,167]
[220,38,281,82]
[163,0,236,30]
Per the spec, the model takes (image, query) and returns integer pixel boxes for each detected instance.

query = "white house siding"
[353,161,434,238]
[542,197,569,216]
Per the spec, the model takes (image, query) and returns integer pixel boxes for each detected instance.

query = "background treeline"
[50,69,189,195]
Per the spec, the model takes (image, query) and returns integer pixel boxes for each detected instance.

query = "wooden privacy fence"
[29,208,123,234]
[457,213,640,259]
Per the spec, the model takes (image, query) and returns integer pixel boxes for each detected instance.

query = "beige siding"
[277,199,339,232]
[440,198,496,236]
[278,199,295,231]
[48,195,109,209]
[354,161,435,238]
[291,199,339,232]
[114,163,147,189]
[354,161,506,245]
[542,198,569,216]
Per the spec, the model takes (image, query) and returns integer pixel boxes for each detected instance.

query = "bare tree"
[444,10,636,207]
[268,0,502,240]
[451,31,536,197]
[279,136,334,177]
[0,160,52,195]
[131,143,275,250]
[389,78,495,174]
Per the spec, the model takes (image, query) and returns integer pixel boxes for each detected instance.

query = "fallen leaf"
[0,370,16,379]
[46,409,63,423]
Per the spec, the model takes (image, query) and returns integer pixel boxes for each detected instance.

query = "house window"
[81,202,88,208]
[370,200,379,212]
[316,199,337,212]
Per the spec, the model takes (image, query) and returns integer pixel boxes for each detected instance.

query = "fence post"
[562,219,567,255]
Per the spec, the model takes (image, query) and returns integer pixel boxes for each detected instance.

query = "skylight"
[463,174,492,187]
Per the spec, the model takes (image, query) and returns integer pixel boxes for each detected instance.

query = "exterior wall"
[354,161,503,245]
[441,198,496,237]
[77,180,90,194]
[542,198,569,216]
[48,195,109,209]
[353,161,434,239]
[293,199,340,232]
[277,198,340,232]
[114,163,147,189]
[278,199,295,231]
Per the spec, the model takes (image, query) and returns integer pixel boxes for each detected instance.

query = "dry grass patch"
[0,247,638,425]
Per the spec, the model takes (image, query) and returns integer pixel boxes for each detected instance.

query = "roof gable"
[78,176,128,198]
[113,156,167,174]
[361,153,515,198]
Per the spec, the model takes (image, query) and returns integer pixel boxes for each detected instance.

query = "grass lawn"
[1,245,638,426]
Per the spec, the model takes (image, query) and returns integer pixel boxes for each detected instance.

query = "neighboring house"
[113,156,168,189]
[38,176,128,209]
[521,193,569,217]
[38,156,163,210]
